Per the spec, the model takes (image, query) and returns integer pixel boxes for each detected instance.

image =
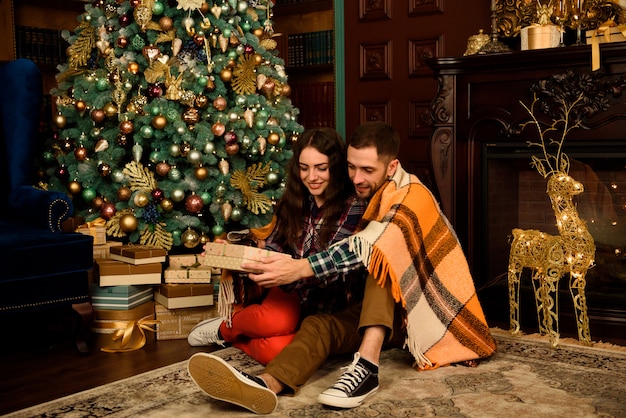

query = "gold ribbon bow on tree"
[589,19,626,71]
[100,316,161,353]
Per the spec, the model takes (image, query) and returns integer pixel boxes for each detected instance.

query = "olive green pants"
[264,275,405,394]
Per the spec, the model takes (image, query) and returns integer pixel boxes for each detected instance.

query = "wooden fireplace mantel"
[428,43,626,265]
[427,43,626,344]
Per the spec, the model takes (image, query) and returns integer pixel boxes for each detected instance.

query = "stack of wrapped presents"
[155,254,220,341]
[91,244,166,351]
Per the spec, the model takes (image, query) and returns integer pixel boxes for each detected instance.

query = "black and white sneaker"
[317,352,379,408]
[188,352,277,415]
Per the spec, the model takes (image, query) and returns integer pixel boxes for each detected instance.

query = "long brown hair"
[272,128,353,248]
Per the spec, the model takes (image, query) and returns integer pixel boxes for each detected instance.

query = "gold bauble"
[74,100,87,113]
[225,142,239,155]
[280,83,292,97]
[67,180,82,195]
[220,68,232,82]
[253,53,263,66]
[103,102,117,118]
[133,192,150,208]
[213,96,227,111]
[92,196,104,210]
[195,165,209,180]
[119,213,138,233]
[183,107,200,125]
[253,27,264,38]
[117,186,132,201]
[181,228,201,248]
[159,16,173,31]
[127,62,140,74]
[195,95,209,108]
[267,131,280,145]
[199,232,210,245]
[160,198,174,213]
[91,109,106,123]
[152,115,167,129]
[54,114,67,128]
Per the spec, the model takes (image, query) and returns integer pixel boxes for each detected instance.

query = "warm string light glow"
[508,94,595,348]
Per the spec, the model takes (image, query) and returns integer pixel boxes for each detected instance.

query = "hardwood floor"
[0,312,214,415]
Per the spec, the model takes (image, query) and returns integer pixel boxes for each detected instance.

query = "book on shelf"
[15,26,68,67]
[286,30,333,68]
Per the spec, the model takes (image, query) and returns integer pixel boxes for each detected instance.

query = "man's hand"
[242,256,313,287]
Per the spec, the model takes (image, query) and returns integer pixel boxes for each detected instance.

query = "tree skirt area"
[7,329,626,417]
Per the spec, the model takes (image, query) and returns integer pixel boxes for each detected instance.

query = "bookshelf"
[273,0,335,129]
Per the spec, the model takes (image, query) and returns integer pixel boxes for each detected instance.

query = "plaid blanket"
[348,165,496,370]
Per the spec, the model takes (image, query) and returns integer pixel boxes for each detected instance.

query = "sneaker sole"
[188,353,277,415]
[317,387,378,409]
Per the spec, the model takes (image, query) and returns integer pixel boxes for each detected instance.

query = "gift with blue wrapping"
[91,284,154,310]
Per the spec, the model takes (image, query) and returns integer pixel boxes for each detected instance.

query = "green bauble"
[82,187,97,202]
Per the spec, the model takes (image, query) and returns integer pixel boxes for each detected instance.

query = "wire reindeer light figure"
[508,92,595,348]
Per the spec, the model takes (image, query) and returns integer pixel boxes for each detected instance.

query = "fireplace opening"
[480,140,626,339]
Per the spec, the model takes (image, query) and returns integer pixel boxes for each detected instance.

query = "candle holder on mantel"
[480,1,512,54]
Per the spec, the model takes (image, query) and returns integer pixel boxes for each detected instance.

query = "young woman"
[188,127,367,365]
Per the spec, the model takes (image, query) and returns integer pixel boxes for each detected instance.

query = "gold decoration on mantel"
[508,92,595,349]
[496,0,622,38]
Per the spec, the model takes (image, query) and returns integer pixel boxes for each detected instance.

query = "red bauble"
[119,14,131,27]
[151,188,165,202]
[185,194,204,214]
[224,131,237,144]
[56,165,69,181]
[100,202,116,219]
[148,84,163,98]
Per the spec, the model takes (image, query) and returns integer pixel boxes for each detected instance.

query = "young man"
[187,122,496,415]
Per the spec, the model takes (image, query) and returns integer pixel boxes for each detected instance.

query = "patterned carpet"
[7,329,626,417]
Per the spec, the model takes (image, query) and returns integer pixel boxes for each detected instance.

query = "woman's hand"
[243,257,313,287]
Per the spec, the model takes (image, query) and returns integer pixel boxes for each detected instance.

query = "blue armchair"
[0,59,94,353]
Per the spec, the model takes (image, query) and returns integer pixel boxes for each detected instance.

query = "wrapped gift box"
[154,283,214,309]
[96,259,162,286]
[203,242,290,272]
[586,27,626,44]
[110,245,167,265]
[168,254,221,274]
[154,302,218,340]
[91,284,154,310]
[76,220,107,245]
[92,301,156,350]
[93,241,123,260]
[163,266,214,283]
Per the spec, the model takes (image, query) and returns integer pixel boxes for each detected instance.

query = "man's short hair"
[348,121,400,163]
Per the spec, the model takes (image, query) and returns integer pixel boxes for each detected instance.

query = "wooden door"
[342,0,490,190]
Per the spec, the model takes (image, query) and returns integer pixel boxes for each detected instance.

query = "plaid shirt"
[264,194,367,315]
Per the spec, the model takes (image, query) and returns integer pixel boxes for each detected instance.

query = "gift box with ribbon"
[96,258,163,286]
[202,242,291,272]
[92,301,158,352]
[586,20,626,70]
[76,217,107,245]
[163,266,214,283]
[110,244,167,265]
[154,283,214,309]
[154,302,218,340]
[93,241,123,260]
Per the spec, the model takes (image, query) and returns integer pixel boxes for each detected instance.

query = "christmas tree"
[42,0,302,250]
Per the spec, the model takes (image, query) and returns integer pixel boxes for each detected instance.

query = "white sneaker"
[187,317,226,347]
[318,352,379,408]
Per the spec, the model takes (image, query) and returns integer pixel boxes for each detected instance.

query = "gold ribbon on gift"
[589,19,626,71]
[76,217,106,235]
[100,315,161,353]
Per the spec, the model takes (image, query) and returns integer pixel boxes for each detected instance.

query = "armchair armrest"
[8,186,73,232]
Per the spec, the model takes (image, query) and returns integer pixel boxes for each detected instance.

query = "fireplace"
[482,142,626,335]
[428,45,626,344]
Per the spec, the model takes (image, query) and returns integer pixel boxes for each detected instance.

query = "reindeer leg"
[570,269,592,345]
[508,257,523,337]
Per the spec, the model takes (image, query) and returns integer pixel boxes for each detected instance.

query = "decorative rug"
[7,329,626,417]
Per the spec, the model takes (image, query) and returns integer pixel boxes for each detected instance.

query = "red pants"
[219,287,301,365]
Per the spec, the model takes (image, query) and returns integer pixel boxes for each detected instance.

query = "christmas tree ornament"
[117,36,129,48]
[92,196,105,210]
[103,102,118,118]
[74,100,87,113]
[257,136,267,155]
[60,138,73,153]
[74,145,88,161]
[120,120,134,135]
[218,158,229,175]
[220,67,232,82]
[267,131,280,145]
[213,96,227,111]
[132,143,143,161]
[160,198,174,212]
[266,171,279,185]
[151,188,165,202]
[134,192,150,208]
[211,122,226,136]
[187,149,203,164]
[222,201,232,221]
[212,224,225,237]
[183,107,200,124]
[54,114,67,128]
[194,165,209,180]
[159,16,173,31]
[94,138,109,152]
[98,162,112,177]
[169,143,181,157]
[225,142,239,155]
[119,213,138,233]
[170,188,185,202]
[203,141,215,154]
[151,115,167,129]
[231,206,243,222]
[67,180,82,195]
[181,228,200,248]
[56,165,69,181]
[195,94,209,108]
[244,109,254,127]
[100,202,117,219]
[155,161,171,177]
[230,162,272,214]
[180,142,192,156]
[81,187,96,202]
[117,186,132,201]
[185,194,204,213]
[116,134,129,147]
[168,167,182,181]
[200,191,211,204]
